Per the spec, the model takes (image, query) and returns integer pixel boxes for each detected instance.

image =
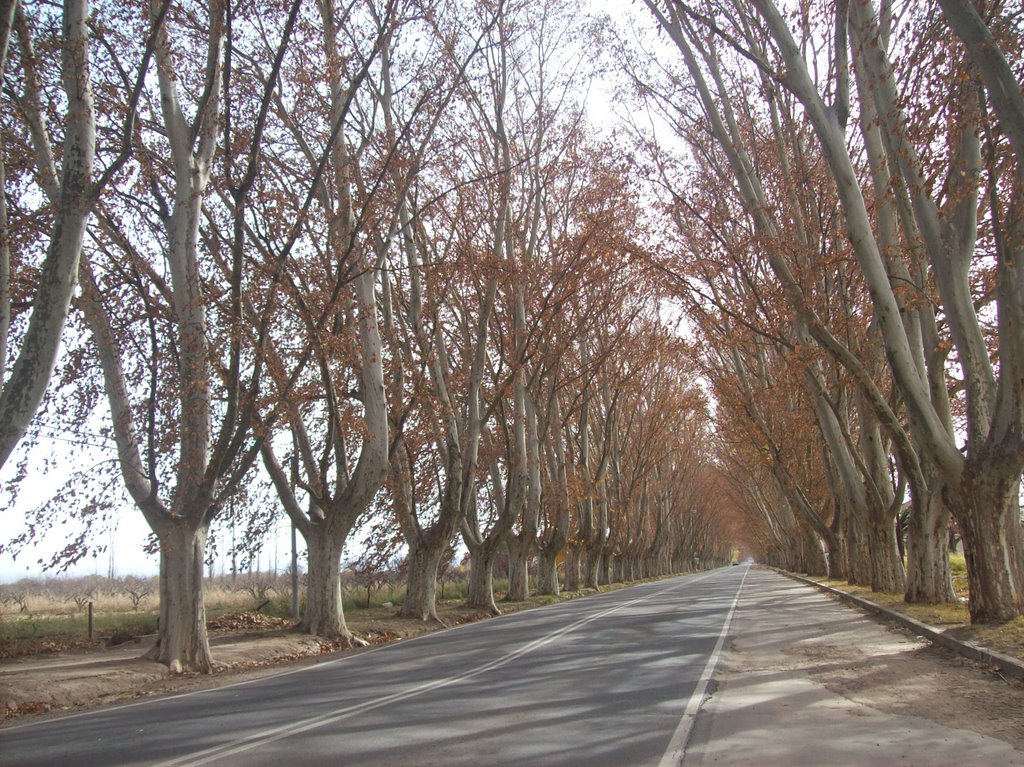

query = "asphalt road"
[1,567,747,767]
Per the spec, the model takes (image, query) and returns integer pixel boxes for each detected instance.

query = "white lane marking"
[2,571,710,735]
[657,565,749,767]
[155,573,719,767]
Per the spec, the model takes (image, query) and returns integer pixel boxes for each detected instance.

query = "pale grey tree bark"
[0,0,95,469]
[80,0,303,670]
[256,0,398,640]
[77,0,226,673]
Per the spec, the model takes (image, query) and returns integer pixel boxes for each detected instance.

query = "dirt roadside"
[0,599,526,722]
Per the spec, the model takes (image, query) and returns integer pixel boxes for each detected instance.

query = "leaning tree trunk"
[148,523,213,674]
[949,462,1024,623]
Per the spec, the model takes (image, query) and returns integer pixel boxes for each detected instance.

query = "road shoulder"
[685,568,1024,767]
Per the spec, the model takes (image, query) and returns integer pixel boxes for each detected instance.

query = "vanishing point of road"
[3,566,1023,766]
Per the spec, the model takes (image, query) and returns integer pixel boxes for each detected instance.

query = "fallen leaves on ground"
[206,612,290,631]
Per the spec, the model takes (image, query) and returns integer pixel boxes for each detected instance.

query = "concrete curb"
[777,569,1024,682]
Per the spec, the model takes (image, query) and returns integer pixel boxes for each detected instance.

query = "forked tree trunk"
[536,548,560,596]
[148,523,213,674]
[905,489,955,603]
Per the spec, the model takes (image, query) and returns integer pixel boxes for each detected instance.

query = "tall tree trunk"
[147,522,213,674]
[300,525,349,638]
[506,535,531,601]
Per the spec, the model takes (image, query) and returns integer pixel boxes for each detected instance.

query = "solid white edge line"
[657,565,750,767]
[156,572,721,767]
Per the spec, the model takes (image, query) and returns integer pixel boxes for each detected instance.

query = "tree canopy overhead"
[2,0,1022,673]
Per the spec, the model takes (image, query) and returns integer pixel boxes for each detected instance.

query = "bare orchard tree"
[120,576,154,611]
